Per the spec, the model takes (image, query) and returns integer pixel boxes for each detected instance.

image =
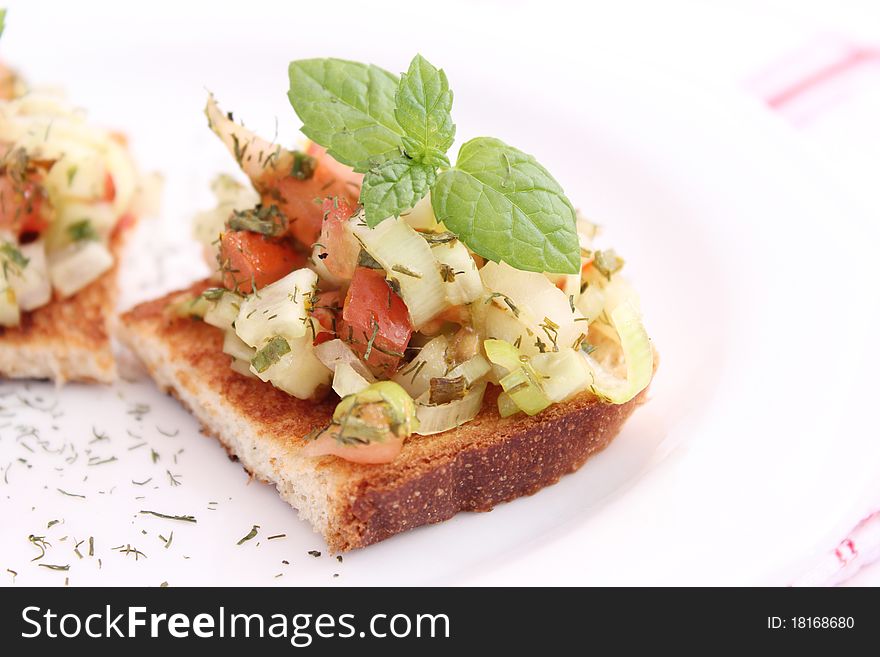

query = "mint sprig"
[394,54,455,168]
[287,54,579,274]
[432,138,580,275]
[287,59,404,172]
[361,157,437,229]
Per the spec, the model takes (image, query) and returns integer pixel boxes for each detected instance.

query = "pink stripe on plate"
[746,35,880,124]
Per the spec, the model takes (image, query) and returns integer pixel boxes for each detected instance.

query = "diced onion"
[350,214,446,329]
[391,334,448,398]
[314,338,375,382]
[445,353,491,385]
[48,241,113,298]
[204,291,243,331]
[414,382,487,435]
[531,348,592,403]
[0,277,20,327]
[401,192,443,231]
[222,329,256,361]
[581,302,653,404]
[575,282,605,323]
[603,275,641,314]
[229,358,258,379]
[44,201,117,251]
[10,241,51,312]
[45,153,106,202]
[251,336,331,400]
[332,362,371,398]
[235,268,316,348]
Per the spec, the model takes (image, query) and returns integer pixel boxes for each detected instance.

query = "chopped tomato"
[300,427,403,464]
[218,230,305,294]
[338,267,412,375]
[306,142,363,192]
[0,173,48,236]
[103,172,116,202]
[316,197,359,280]
[310,290,342,332]
[112,212,136,238]
[418,305,470,336]
[261,147,361,248]
[313,331,334,346]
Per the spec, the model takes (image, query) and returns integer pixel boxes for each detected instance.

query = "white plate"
[2,2,879,586]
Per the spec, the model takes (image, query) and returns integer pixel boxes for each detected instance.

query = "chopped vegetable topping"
[189,53,652,464]
[218,230,305,293]
[251,335,292,373]
[339,267,412,375]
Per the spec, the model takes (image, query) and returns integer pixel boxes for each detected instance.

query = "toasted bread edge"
[119,282,652,551]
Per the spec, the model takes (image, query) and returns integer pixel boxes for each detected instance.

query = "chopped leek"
[415,382,487,435]
[480,261,587,357]
[581,301,653,404]
[432,240,482,305]
[603,275,641,314]
[428,375,467,405]
[391,334,448,398]
[204,290,243,330]
[483,338,523,373]
[235,268,316,348]
[499,365,551,415]
[222,329,256,361]
[484,339,551,416]
[531,348,591,403]
[349,213,446,329]
[497,391,519,418]
[333,381,419,442]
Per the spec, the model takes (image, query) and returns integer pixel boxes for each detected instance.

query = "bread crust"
[0,225,132,383]
[119,280,652,551]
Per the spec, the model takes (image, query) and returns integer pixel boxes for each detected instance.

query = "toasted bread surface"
[119,280,651,551]
[0,227,132,383]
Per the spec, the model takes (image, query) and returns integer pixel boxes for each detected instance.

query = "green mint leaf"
[431,137,579,274]
[361,157,436,228]
[287,58,404,172]
[0,9,6,39]
[394,54,455,163]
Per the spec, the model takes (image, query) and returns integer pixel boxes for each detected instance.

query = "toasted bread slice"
[0,226,131,383]
[119,280,652,551]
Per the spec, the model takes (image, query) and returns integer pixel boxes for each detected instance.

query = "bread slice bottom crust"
[0,226,132,383]
[119,280,652,551]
